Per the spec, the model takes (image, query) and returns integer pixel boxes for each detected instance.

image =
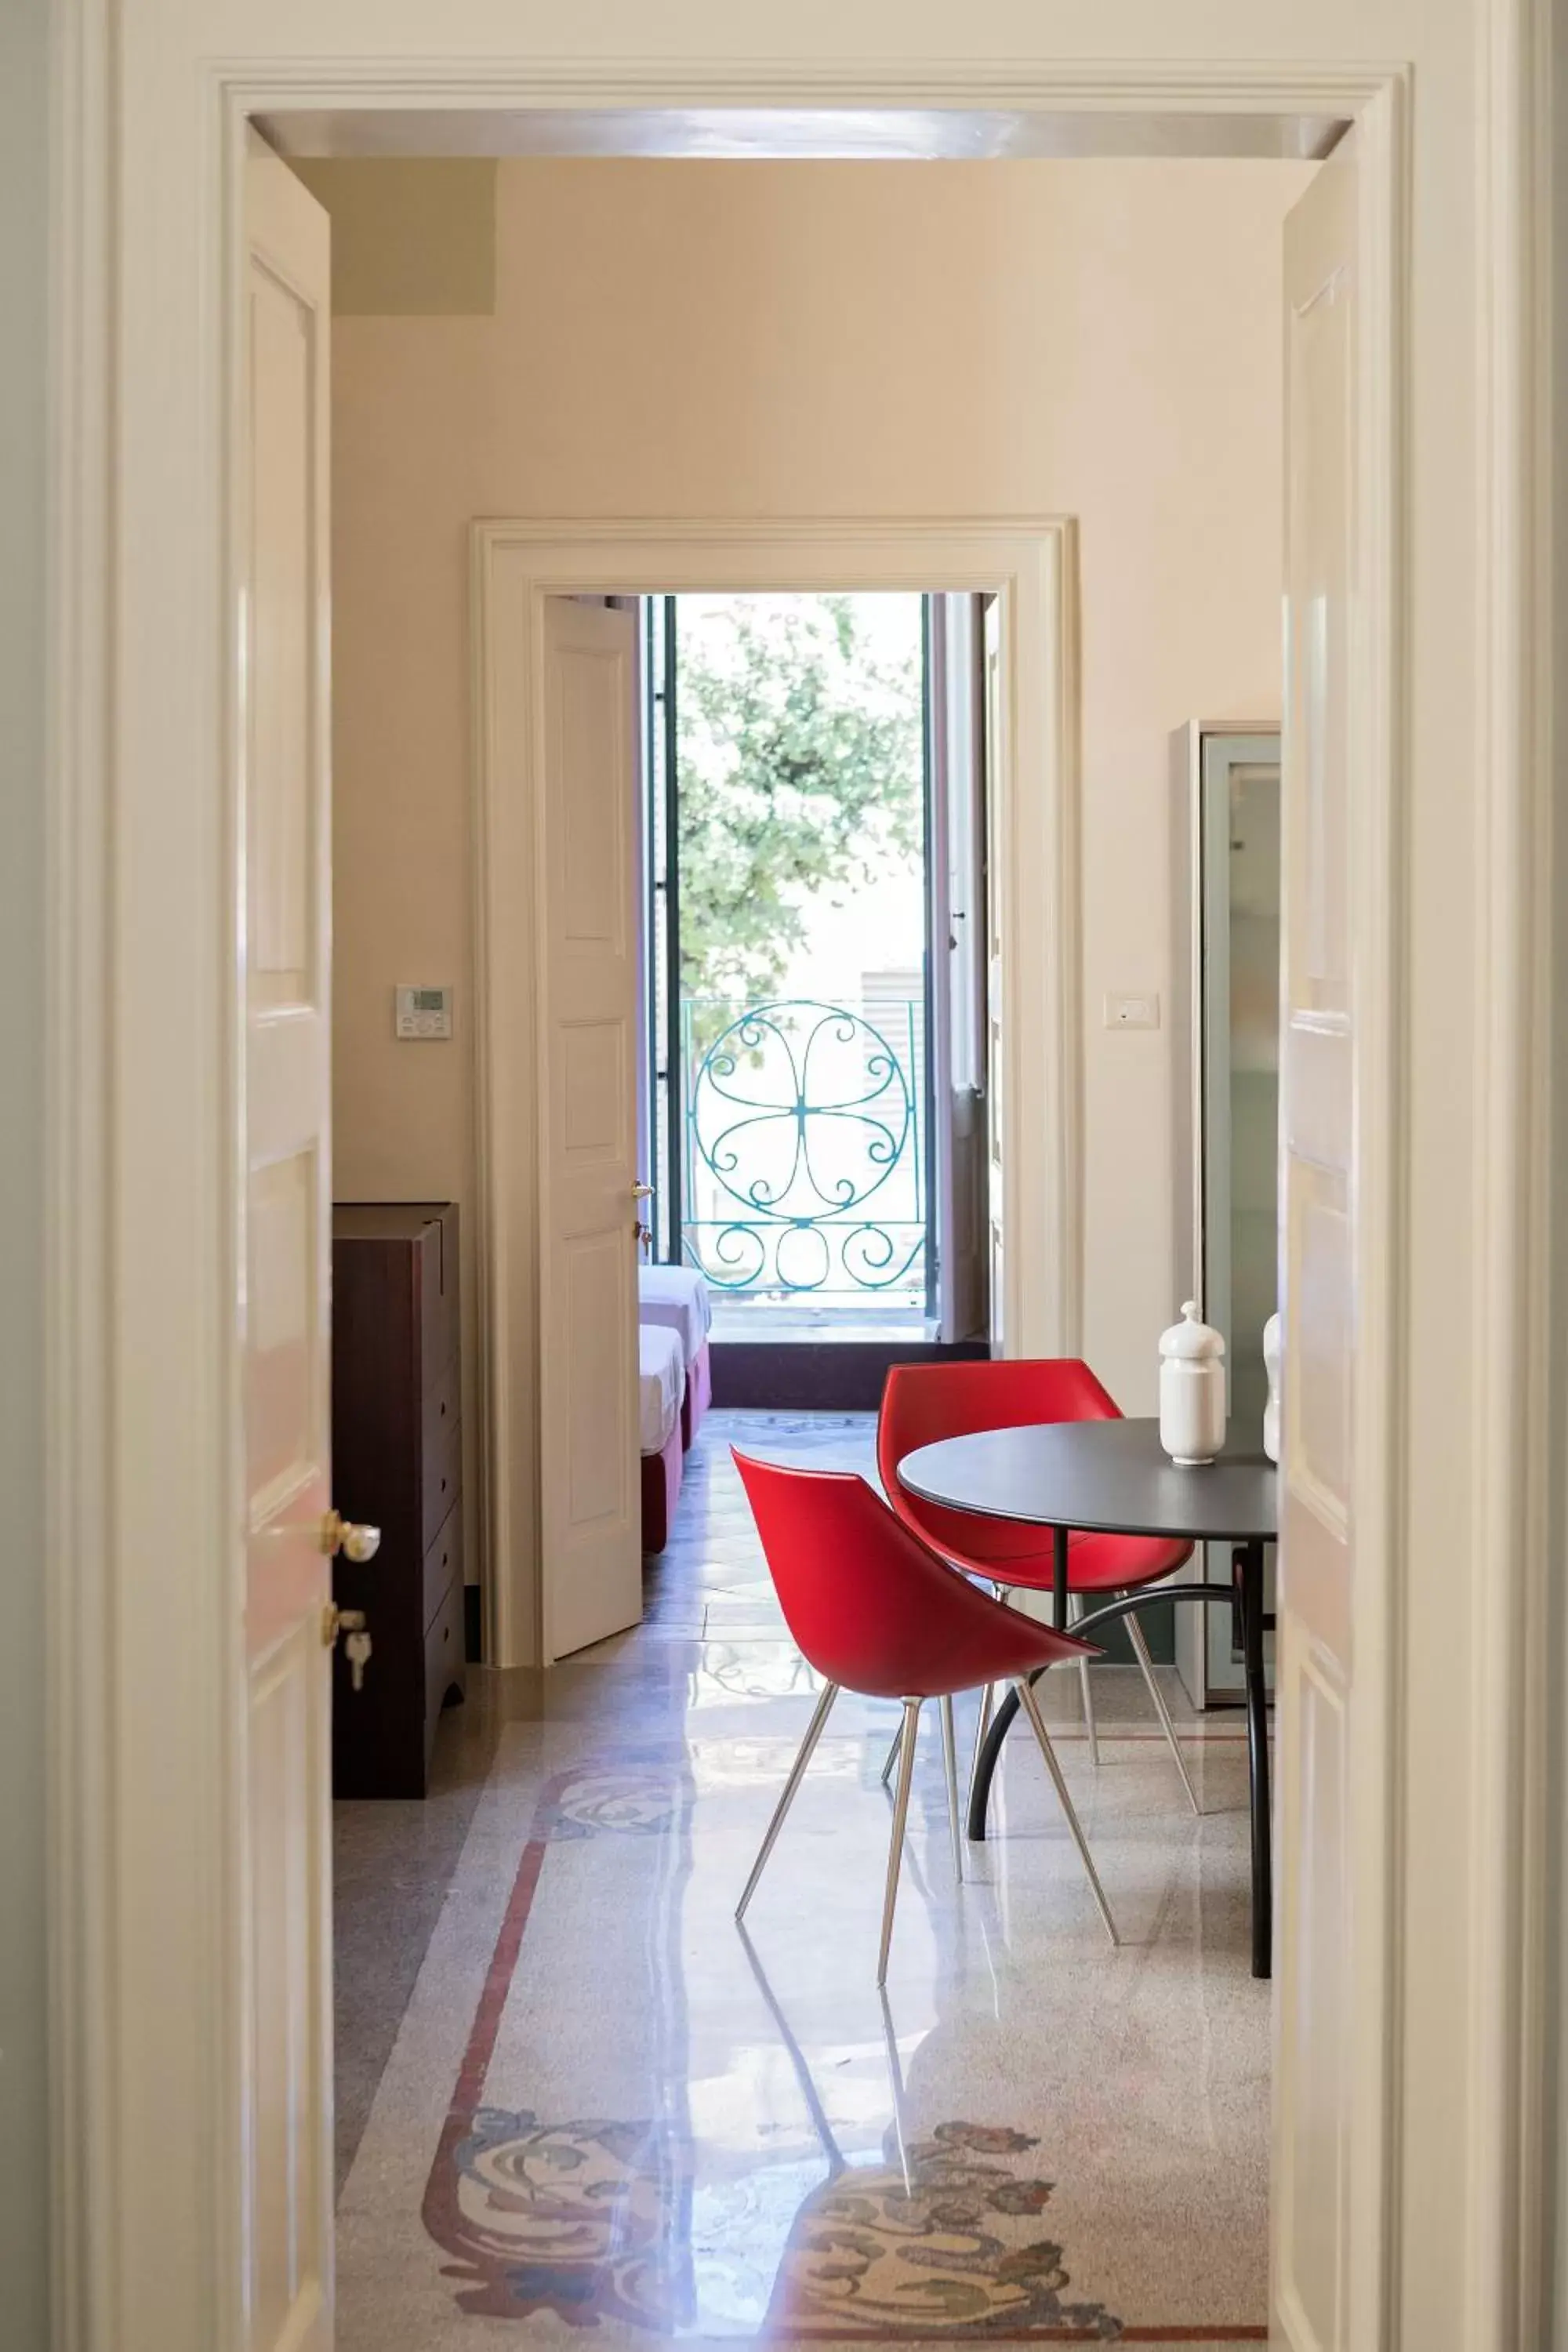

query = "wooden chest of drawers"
[331,1201,466,1797]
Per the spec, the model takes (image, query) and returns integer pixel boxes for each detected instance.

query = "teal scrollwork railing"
[680,996,927,1301]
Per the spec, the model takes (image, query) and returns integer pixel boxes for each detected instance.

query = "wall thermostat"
[395,984,453,1040]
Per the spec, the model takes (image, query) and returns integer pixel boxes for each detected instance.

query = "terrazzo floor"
[334,1410,1270,2348]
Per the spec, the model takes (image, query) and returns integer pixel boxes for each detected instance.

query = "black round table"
[898,1417,1277,1977]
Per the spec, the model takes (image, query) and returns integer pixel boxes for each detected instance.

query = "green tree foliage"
[676,596,923,1007]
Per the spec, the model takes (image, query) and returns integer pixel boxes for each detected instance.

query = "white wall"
[325,154,1308,1425]
[0,0,52,2339]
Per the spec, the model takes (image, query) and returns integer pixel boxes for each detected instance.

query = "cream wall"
[328,155,1309,1471]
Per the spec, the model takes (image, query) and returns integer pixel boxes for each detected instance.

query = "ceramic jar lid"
[1160,1300,1225,1363]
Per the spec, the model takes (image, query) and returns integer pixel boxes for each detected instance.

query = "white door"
[539,597,644,1661]
[1272,132,1359,2350]
[241,133,335,2351]
[981,594,1006,1349]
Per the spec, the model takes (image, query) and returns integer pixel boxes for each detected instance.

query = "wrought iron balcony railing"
[679,996,927,1303]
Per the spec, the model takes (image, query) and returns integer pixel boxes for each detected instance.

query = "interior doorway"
[328,144,1356,2351]
[473,523,1079,1667]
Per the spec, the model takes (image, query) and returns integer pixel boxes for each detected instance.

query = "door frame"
[470,521,1080,1666]
[42,20,1555,2352]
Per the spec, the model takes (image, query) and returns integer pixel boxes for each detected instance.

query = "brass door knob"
[631,1181,655,1200]
[321,1509,381,1563]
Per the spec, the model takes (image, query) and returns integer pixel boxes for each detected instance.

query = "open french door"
[539,597,644,1661]
[240,132,336,2351]
[1272,128,1363,2348]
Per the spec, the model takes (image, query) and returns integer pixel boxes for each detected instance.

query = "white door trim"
[1464,0,1555,2336]
[40,18,1555,2352]
[470,521,1080,1666]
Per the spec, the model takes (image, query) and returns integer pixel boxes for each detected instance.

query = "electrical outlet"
[1104,993,1160,1031]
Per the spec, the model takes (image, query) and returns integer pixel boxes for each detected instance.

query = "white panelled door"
[241,136,335,2351]
[1272,132,1359,2351]
[539,597,644,1661]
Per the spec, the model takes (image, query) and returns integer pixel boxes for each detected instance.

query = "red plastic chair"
[732,1448,1117,1984]
[878,1360,1200,1815]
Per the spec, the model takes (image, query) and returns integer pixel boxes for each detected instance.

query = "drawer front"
[423,1573,465,1763]
[419,1206,459,1388]
[423,1410,463,1552]
[422,1496,462,1634]
[424,1342,459,1453]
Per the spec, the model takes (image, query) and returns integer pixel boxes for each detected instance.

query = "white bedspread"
[638,1322,686,1456]
[637,1264,713,1367]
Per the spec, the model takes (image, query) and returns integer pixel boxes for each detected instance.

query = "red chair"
[877,1360,1200,1815]
[732,1448,1117,1984]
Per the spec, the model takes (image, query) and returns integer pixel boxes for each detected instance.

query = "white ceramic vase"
[1261,1311,1282,1464]
[1158,1300,1227,1466]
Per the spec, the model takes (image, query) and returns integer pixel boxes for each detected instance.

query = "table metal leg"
[1236,1540,1272,1979]
[967,1573,1272,1979]
[966,1525,1072,1843]
[967,1679,1021,1840]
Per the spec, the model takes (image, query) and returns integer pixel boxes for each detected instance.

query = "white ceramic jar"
[1261,1312,1282,1464]
[1158,1301,1227,1466]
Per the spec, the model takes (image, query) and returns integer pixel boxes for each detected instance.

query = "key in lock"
[343,1627,373,1692]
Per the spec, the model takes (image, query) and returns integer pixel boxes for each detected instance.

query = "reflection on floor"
[335,1410,1269,2348]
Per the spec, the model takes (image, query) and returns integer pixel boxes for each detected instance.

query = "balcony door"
[642,591,951,1342]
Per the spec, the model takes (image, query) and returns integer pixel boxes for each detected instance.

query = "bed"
[638,1320,687,1555]
[637,1264,713,1449]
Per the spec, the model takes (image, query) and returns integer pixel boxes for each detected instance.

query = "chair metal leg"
[1126,1609,1201,1816]
[1071,1592,1101,1767]
[736,1680,840,1922]
[879,1720,904,1788]
[878,1699,923,1985]
[1014,1675,1119,1947]
[938,1693,964,1882]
